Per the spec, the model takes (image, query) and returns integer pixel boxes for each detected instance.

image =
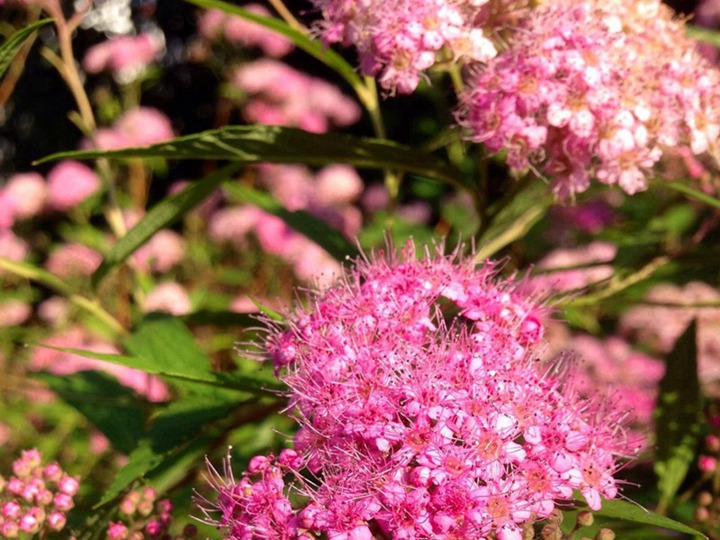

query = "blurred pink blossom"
[3,173,47,220]
[83,33,164,80]
[550,200,617,235]
[621,281,720,396]
[44,243,102,278]
[0,230,28,262]
[87,107,174,150]
[133,230,186,273]
[30,327,169,402]
[0,300,31,327]
[233,59,361,133]
[46,161,101,211]
[531,242,617,293]
[198,6,293,57]
[38,297,70,327]
[209,206,262,249]
[143,282,192,315]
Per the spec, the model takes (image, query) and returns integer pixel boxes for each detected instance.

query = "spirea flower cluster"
[310,0,501,93]
[0,449,79,538]
[198,244,634,540]
[460,0,720,198]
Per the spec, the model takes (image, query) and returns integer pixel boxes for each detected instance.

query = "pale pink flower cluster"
[199,244,632,539]
[30,327,169,402]
[0,449,79,538]
[209,164,363,284]
[0,300,31,328]
[0,173,46,228]
[106,487,191,540]
[83,33,165,82]
[620,281,720,397]
[461,0,720,198]
[44,243,103,278]
[46,160,102,211]
[531,241,617,293]
[90,107,175,150]
[311,0,497,93]
[198,5,294,57]
[143,282,192,316]
[233,60,361,133]
[124,210,186,273]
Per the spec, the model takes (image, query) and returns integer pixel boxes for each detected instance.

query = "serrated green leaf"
[183,0,362,91]
[593,498,706,538]
[92,164,241,287]
[0,19,53,80]
[35,125,463,186]
[36,371,147,455]
[655,320,704,512]
[223,183,357,261]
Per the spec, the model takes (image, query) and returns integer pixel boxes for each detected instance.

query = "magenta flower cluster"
[0,449,79,538]
[460,0,720,198]
[198,244,633,539]
[106,487,194,540]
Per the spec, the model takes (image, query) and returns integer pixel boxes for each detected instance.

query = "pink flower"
[3,173,47,220]
[233,60,360,132]
[44,243,102,278]
[46,161,101,211]
[531,241,617,293]
[133,230,185,273]
[0,231,28,264]
[143,282,192,315]
[83,32,164,82]
[460,0,720,198]
[114,107,174,147]
[0,300,31,327]
[199,243,632,538]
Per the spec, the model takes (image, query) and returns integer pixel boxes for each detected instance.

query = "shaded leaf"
[223,183,357,261]
[0,19,53,80]
[663,180,720,212]
[92,164,241,287]
[36,371,146,455]
[184,0,362,90]
[593,498,706,538]
[36,125,464,186]
[655,320,704,512]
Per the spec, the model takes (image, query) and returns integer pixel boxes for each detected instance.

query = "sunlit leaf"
[0,19,53,80]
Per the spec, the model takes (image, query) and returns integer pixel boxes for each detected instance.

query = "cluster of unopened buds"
[692,406,720,532]
[106,487,196,540]
[0,449,79,538]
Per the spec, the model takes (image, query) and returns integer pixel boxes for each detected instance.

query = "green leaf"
[687,25,720,48]
[0,19,53,80]
[92,163,241,287]
[593,498,706,538]
[662,180,720,212]
[223,183,357,261]
[655,320,704,512]
[96,439,162,507]
[36,371,146,455]
[184,0,362,91]
[474,181,553,260]
[35,125,464,186]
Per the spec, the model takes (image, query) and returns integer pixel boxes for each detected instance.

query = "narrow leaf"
[593,498,706,538]
[92,164,241,287]
[0,19,53,80]
[36,371,146,455]
[655,320,704,512]
[687,25,720,48]
[96,439,162,507]
[184,0,362,90]
[663,180,720,211]
[223,183,357,261]
[35,125,464,186]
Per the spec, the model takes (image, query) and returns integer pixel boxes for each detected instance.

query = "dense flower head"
[460,0,720,198]
[310,0,498,93]
[201,243,634,539]
[0,449,78,538]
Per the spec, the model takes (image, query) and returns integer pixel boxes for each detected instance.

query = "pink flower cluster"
[89,107,175,151]
[83,32,165,83]
[198,5,294,57]
[209,164,363,284]
[530,241,617,293]
[106,487,192,540]
[0,449,79,538]
[620,281,720,397]
[461,0,720,198]
[199,244,633,539]
[233,60,361,133]
[311,0,497,93]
